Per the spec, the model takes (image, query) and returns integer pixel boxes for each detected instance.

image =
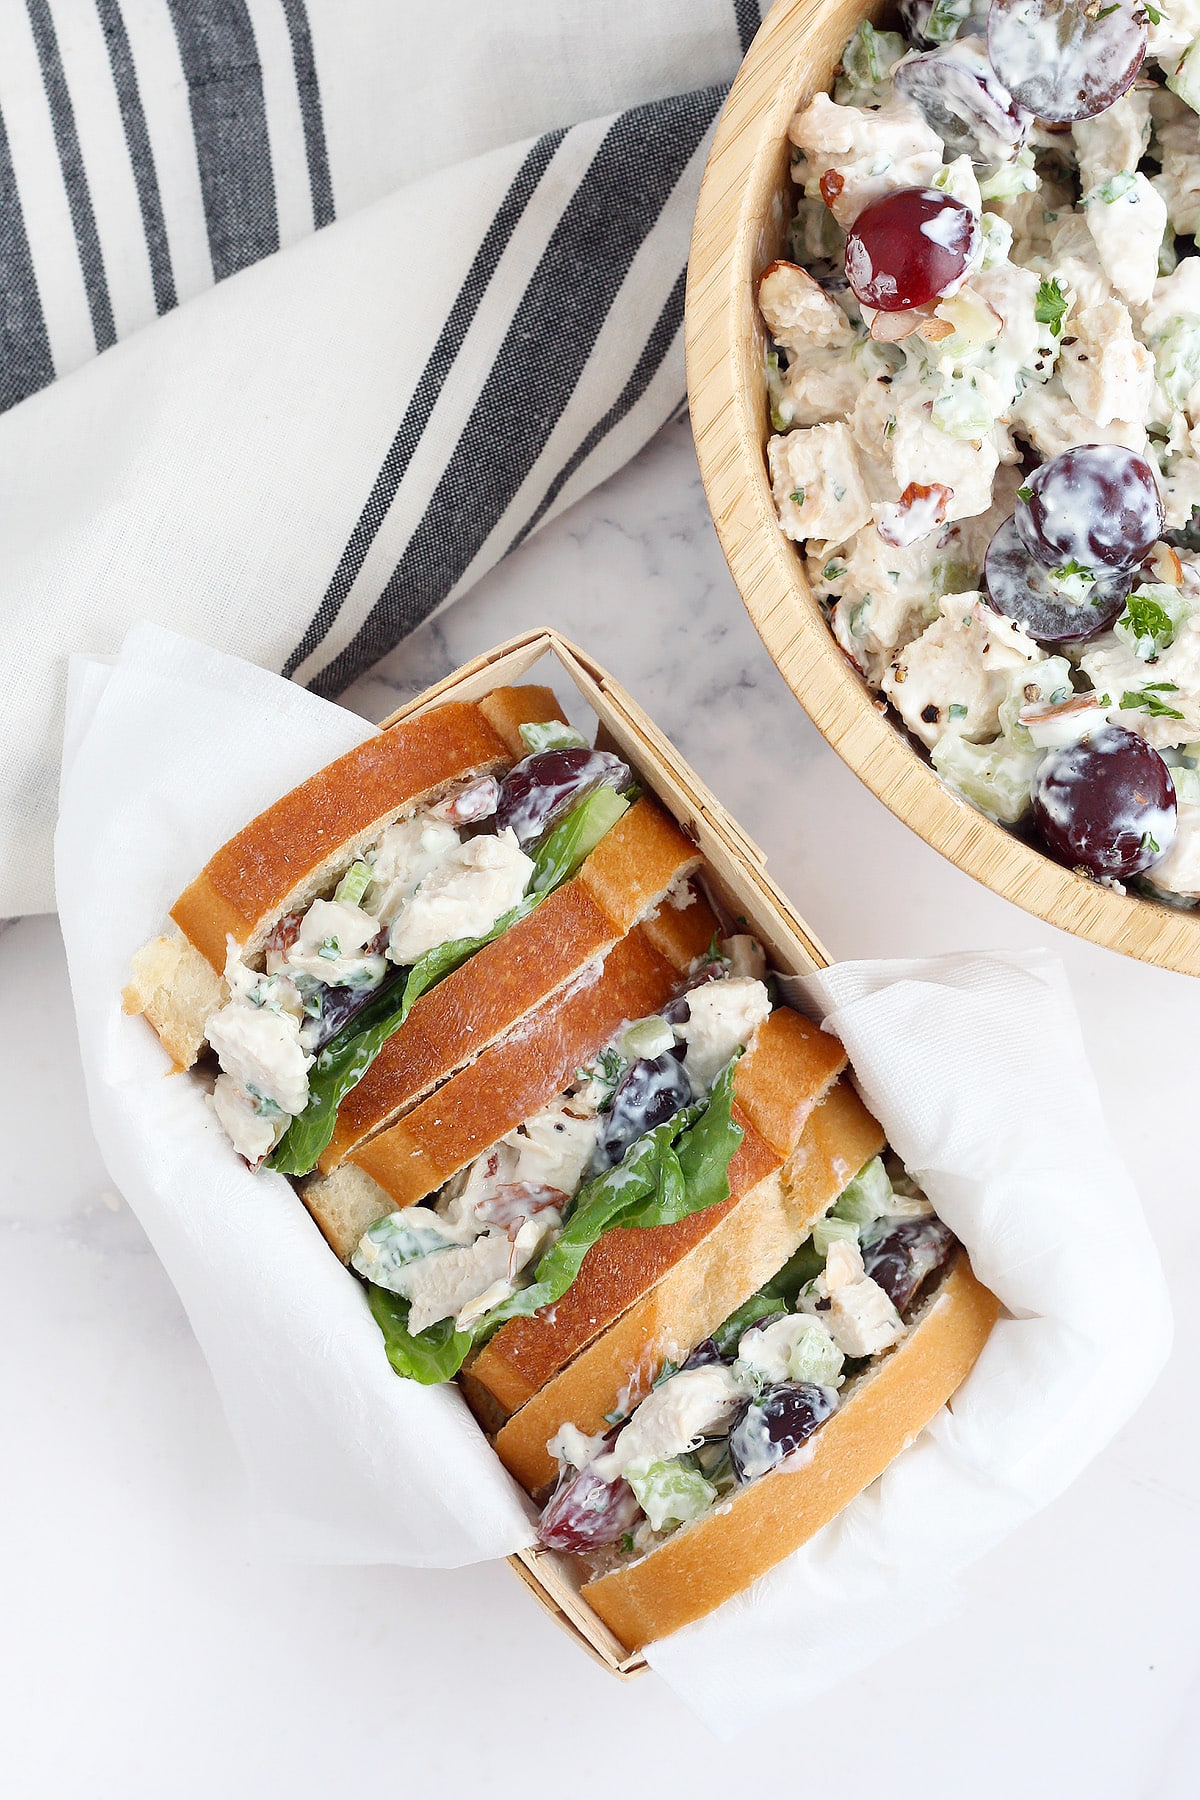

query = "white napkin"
[56,628,1170,1714]
[647,954,1172,1730]
[0,0,766,917]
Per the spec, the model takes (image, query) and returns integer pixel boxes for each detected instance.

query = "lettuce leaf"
[268,785,630,1177]
[362,1057,746,1381]
[368,1286,472,1385]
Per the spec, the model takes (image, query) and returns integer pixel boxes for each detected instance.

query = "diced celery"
[813,1215,860,1257]
[931,373,994,438]
[931,732,1041,824]
[626,1460,717,1532]
[1168,38,1200,115]
[997,657,1074,748]
[833,21,907,107]
[832,1154,893,1224]
[333,860,373,906]
[518,719,587,754]
[787,1319,846,1388]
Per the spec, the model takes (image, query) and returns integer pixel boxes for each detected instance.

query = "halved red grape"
[496,746,631,846]
[893,40,1028,163]
[861,1217,957,1314]
[537,1458,642,1552]
[983,516,1131,643]
[728,1383,838,1484]
[987,0,1146,124]
[1031,726,1177,878]
[592,1052,692,1171]
[844,187,979,312]
[1014,446,1165,575]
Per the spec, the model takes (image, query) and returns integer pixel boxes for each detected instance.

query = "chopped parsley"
[884,417,897,439]
[1141,832,1161,856]
[1095,2,1120,16]
[1120,684,1185,720]
[1145,2,1163,20]
[790,487,806,505]
[1119,592,1177,654]
[822,560,846,581]
[619,1532,636,1554]
[1050,559,1091,581]
[1017,483,1034,503]
[1034,278,1069,339]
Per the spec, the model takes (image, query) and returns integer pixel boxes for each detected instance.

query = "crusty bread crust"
[318,799,702,1171]
[347,923,705,1212]
[171,689,563,971]
[489,1078,885,1495]
[121,932,226,1068]
[477,686,565,756]
[463,1007,848,1419]
[580,1253,1000,1652]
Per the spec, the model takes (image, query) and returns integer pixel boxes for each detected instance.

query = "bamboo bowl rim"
[684,0,1200,978]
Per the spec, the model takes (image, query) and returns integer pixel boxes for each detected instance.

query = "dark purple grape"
[728,1383,838,1484]
[681,1337,727,1371]
[861,1217,958,1314]
[537,1460,642,1552]
[1032,726,1177,878]
[593,1053,693,1171]
[988,0,1146,124]
[844,187,979,311]
[495,747,631,847]
[983,516,1131,644]
[1015,447,1164,575]
[893,40,1028,163]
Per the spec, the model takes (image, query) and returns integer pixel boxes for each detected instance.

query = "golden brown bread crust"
[580,1252,1000,1652]
[478,686,563,755]
[170,691,563,971]
[349,927,687,1210]
[318,798,701,1171]
[488,1078,885,1494]
[463,1007,848,1419]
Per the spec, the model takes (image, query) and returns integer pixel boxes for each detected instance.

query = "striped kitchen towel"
[0,0,765,916]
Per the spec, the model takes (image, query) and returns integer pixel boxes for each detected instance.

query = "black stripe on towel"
[281,128,565,680]
[26,0,117,352]
[733,0,761,55]
[305,86,724,700]
[507,263,688,554]
[165,0,279,281]
[96,0,177,316]
[0,98,54,411]
[279,0,334,230]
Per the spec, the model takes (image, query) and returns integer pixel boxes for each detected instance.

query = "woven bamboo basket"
[381,626,832,1676]
[685,0,1200,977]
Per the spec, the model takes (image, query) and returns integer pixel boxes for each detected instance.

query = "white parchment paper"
[55,626,1170,1721]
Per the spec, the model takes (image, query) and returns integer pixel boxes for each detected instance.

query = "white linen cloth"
[56,627,1170,1716]
[1,0,767,916]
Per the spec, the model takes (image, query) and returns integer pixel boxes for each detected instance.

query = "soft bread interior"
[122,932,226,1070]
[577,1252,1000,1653]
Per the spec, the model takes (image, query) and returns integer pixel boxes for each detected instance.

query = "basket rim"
[684,0,1200,978]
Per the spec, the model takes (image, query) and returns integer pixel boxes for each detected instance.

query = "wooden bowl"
[685,0,1200,977]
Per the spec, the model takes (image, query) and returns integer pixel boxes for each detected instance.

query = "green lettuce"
[268,784,631,1176]
[365,1056,745,1382]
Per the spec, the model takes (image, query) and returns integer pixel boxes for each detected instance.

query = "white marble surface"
[4,416,1199,1797]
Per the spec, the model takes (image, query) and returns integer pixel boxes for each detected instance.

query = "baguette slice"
[304,899,720,1258]
[171,686,563,972]
[318,798,703,1172]
[125,687,563,1069]
[491,1076,885,1493]
[579,1252,999,1652]
[461,1007,849,1427]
